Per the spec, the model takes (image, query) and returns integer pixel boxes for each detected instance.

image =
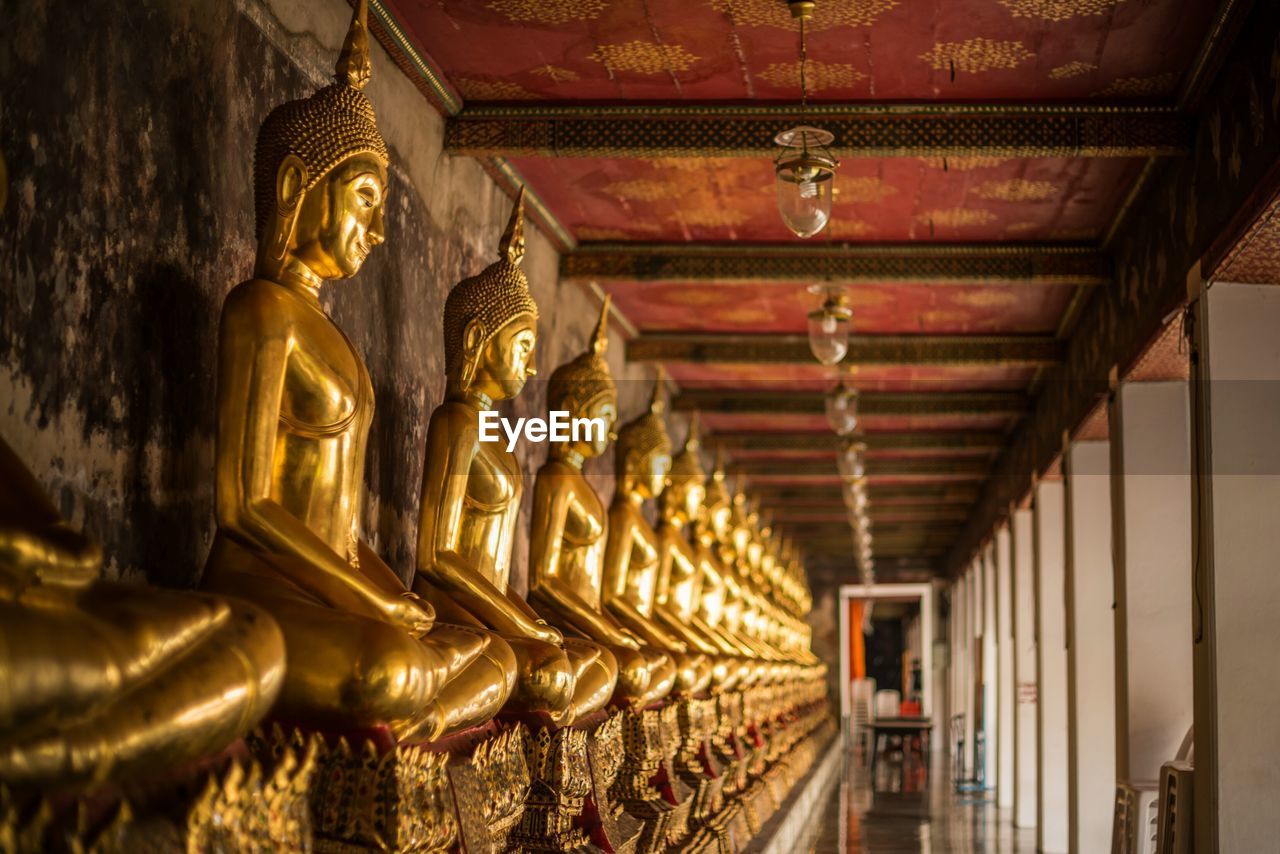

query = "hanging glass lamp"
[807,285,852,365]
[825,380,859,435]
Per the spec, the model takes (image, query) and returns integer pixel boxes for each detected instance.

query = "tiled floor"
[807,744,1037,853]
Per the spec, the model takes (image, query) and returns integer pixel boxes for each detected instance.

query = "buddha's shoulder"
[221,278,308,323]
[428,400,480,433]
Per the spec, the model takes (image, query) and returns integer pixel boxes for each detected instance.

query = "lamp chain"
[799,15,808,114]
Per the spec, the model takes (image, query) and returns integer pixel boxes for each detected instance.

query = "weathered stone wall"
[0,0,663,592]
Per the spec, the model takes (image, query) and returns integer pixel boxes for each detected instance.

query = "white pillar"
[1110,381,1193,786]
[966,562,979,781]
[1034,479,1069,854]
[996,524,1016,810]
[1013,508,1038,828]
[983,546,999,789]
[1191,282,1280,852]
[1064,441,1117,854]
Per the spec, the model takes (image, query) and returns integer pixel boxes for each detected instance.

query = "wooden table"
[868,717,933,775]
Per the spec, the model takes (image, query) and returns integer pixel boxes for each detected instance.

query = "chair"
[849,678,876,760]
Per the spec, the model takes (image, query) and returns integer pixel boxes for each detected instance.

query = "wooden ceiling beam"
[562,243,1109,286]
[628,333,1061,366]
[750,483,980,500]
[446,104,1187,160]
[675,389,1029,416]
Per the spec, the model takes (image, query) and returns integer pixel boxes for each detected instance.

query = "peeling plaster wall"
[0,0,666,592]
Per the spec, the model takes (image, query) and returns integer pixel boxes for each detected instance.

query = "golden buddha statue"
[652,415,744,692]
[603,376,711,696]
[0,435,284,786]
[527,298,675,710]
[412,190,617,726]
[201,0,514,743]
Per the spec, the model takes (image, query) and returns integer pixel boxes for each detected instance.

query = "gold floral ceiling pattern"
[997,0,1123,22]
[590,42,701,75]
[917,208,998,228]
[1093,73,1181,97]
[972,179,1060,202]
[708,0,900,30]
[835,176,898,203]
[919,156,1011,171]
[1050,61,1098,80]
[603,179,692,202]
[485,0,609,24]
[757,61,868,91]
[919,39,1035,74]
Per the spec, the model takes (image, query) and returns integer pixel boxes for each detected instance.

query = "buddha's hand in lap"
[381,592,435,638]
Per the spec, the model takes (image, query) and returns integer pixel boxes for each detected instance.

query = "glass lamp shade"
[807,297,852,366]
[825,383,860,435]
[837,441,866,479]
[774,126,838,239]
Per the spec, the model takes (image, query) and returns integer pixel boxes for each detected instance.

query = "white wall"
[983,546,999,789]
[996,525,1016,810]
[1013,508,1038,828]
[1034,480,1069,854]
[1192,282,1280,852]
[1110,381,1193,784]
[1064,441,1116,854]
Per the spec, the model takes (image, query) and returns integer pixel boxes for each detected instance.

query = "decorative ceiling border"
[626,333,1063,366]
[446,108,1188,159]
[365,0,461,115]
[564,242,1109,286]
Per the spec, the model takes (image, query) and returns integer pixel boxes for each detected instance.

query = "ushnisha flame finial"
[335,0,372,90]
[649,365,667,416]
[683,411,701,454]
[498,185,527,266]
[591,294,612,357]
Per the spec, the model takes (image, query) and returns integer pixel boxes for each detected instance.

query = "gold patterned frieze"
[591,42,701,75]
[485,0,608,24]
[678,207,751,229]
[825,218,876,239]
[972,178,1059,202]
[997,0,1122,21]
[709,0,898,30]
[919,39,1034,74]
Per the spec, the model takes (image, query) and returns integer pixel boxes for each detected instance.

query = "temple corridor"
[807,748,1036,854]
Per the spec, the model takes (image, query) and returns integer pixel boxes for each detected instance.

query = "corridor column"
[996,525,1015,811]
[1191,281,1280,852]
[1034,478,1068,854]
[1012,508,1038,829]
[982,546,999,790]
[1064,441,1116,854]
[1109,382,1193,799]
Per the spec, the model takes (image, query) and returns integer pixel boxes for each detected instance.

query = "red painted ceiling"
[390,0,1214,103]
[612,281,1074,333]
[515,155,1144,243]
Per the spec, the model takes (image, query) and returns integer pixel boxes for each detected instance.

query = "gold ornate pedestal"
[251,722,527,853]
[2,733,316,853]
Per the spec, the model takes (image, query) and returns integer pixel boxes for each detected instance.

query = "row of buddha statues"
[0,3,827,847]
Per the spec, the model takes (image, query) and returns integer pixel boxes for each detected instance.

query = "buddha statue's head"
[254,0,389,287]
[547,296,616,462]
[615,372,672,501]
[704,446,734,542]
[661,412,707,525]
[729,477,752,558]
[443,189,539,402]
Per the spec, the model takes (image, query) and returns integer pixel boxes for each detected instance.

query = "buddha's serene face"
[632,447,671,499]
[293,153,387,279]
[710,503,732,541]
[682,478,706,521]
[476,315,537,400]
[580,394,617,458]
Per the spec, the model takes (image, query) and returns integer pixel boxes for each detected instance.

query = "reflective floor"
[807,742,1037,853]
